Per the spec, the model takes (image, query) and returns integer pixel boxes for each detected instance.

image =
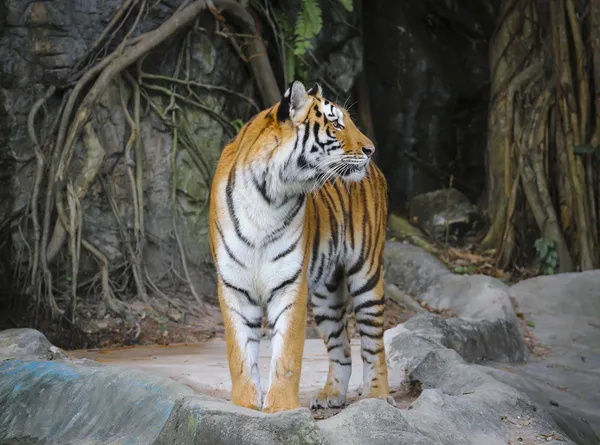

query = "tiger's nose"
[362,146,375,157]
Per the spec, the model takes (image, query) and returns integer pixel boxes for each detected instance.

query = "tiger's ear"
[277,81,310,123]
[307,83,323,99]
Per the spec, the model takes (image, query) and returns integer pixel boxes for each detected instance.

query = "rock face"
[383,241,600,445]
[492,271,600,445]
[363,1,496,210]
[409,188,484,243]
[0,1,254,298]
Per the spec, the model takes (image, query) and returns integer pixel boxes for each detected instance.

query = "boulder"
[494,271,600,445]
[383,240,449,296]
[0,328,70,361]
[408,188,484,243]
[155,398,327,445]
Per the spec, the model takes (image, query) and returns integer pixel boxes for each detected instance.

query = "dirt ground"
[44,291,415,350]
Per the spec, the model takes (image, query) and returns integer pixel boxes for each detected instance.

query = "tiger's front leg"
[218,280,263,411]
[262,278,308,413]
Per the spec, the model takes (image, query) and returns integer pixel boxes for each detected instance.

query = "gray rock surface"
[0,328,70,361]
[384,241,450,296]
[155,398,327,445]
[487,271,600,445]
[409,188,484,243]
[384,324,575,445]
[384,241,528,363]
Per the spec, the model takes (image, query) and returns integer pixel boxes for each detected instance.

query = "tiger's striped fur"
[209,81,392,413]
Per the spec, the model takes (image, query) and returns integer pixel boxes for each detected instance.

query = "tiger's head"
[268,81,375,194]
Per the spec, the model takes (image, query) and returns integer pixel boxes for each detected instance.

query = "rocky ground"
[1,240,599,445]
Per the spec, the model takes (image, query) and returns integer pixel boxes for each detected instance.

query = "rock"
[387,214,438,254]
[0,357,196,445]
[384,240,450,296]
[384,242,527,363]
[408,188,484,243]
[364,1,495,210]
[383,325,576,445]
[318,399,441,445]
[155,398,327,445]
[490,271,600,445]
[0,328,70,361]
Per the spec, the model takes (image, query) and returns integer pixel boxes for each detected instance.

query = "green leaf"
[338,0,354,12]
[527,320,536,328]
[453,266,465,274]
[294,0,323,56]
[574,144,597,155]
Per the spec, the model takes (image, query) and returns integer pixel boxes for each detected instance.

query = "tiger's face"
[274,81,375,192]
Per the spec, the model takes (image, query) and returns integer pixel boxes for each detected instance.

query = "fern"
[294,0,322,55]
[338,0,353,12]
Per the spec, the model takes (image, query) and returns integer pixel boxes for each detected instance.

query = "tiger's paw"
[310,389,346,409]
[262,388,301,413]
[359,389,397,408]
[231,388,263,411]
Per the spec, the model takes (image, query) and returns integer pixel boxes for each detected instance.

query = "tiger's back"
[209,81,392,413]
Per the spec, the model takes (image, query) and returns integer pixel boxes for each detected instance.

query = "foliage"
[293,0,323,56]
[231,118,245,135]
[271,0,352,84]
[534,238,558,275]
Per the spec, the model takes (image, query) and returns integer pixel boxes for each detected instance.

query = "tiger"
[209,81,393,413]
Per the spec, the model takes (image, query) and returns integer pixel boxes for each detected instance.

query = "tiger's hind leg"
[310,277,352,409]
[348,264,395,406]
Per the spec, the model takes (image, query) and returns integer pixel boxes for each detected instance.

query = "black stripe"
[252,168,272,204]
[246,337,260,344]
[347,256,365,276]
[310,208,321,274]
[327,325,345,341]
[348,187,355,249]
[331,359,351,366]
[328,301,346,311]
[216,224,246,268]
[267,267,302,304]
[313,292,328,300]
[354,299,384,314]
[263,196,305,246]
[356,318,384,328]
[220,276,259,306]
[227,305,262,328]
[302,122,311,147]
[272,234,302,261]
[268,303,293,329]
[327,343,342,352]
[314,312,345,325]
[313,122,320,142]
[324,265,344,293]
[313,252,326,283]
[358,329,384,339]
[351,264,381,297]
[362,347,384,355]
[226,169,254,247]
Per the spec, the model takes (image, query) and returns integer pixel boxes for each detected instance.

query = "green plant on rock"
[534,237,558,275]
[271,0,353,84]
